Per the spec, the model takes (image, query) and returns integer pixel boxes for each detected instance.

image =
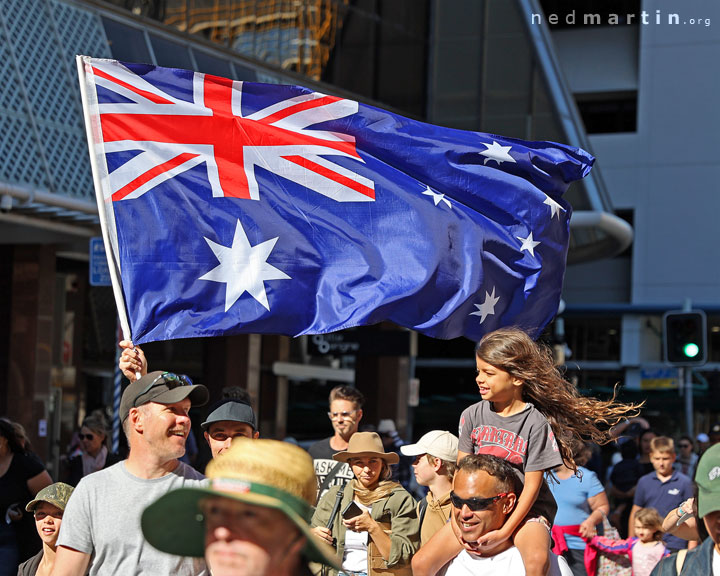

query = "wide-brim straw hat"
[332,431,399,464]
[141,438,338,569]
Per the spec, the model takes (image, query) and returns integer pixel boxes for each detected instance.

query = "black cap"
[201,399,256,431]
[120,371,209,422]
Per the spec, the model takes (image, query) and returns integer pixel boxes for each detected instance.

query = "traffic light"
[663,310,707,366]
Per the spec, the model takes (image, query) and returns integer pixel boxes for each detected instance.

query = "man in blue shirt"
[630,436,693,552]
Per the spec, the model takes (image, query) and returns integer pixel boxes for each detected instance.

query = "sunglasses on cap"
[450,491,508,512]
[133,372,193,408]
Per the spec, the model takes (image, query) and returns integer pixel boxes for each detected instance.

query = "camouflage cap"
[26,482,75,513]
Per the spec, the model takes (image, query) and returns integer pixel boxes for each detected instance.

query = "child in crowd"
[18,482,74,576]
[399,430,458,546]
[588,507,669,576]
[629,437,693,552]
[412,327,641,576]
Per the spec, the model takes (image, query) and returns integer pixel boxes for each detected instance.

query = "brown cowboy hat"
[333,431,399,464]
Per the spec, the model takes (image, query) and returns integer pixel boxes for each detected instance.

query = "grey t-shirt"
[58,460,206,576]
[458,401,562,522]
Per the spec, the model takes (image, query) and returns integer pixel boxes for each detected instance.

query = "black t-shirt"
[0,452,45,562]
[307,438,354,499]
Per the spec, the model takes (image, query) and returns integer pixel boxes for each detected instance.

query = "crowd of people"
[0,327,719,576]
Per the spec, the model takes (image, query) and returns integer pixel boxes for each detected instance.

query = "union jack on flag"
[78,56,594,345]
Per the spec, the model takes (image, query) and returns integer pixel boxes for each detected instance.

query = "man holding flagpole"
[52,371,209,576]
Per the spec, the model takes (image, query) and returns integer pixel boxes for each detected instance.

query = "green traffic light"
[683,342,700,358]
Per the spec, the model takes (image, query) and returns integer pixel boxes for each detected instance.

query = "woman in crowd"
[63,412,119,486]
[0,419,53,576]
[17,482,74,576]
[549,440,610,576]
[311,431,418,576]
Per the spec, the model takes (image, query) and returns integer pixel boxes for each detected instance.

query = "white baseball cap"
[400,430,458,462]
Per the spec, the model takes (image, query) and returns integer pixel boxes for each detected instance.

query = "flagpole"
[76,55,132,342]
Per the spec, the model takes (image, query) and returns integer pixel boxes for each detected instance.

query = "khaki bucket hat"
[332,431,399,464]
[141,437,338,568]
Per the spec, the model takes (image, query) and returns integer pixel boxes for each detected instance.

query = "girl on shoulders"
[413,327,640,576]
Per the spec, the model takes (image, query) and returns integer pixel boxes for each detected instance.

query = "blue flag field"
[77,56,593,344]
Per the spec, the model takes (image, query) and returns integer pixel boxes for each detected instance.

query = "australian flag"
[78,56,593,345]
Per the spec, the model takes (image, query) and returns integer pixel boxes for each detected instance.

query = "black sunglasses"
[133,372,193,407]
[78,433,94,441]
[450,491,508,511]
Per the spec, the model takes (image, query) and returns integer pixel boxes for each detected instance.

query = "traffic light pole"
[680,366,694,437]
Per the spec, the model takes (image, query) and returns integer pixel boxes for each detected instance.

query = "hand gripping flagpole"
[77,55,141,393]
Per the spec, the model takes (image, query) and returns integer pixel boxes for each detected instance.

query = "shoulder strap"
[417,496,429,526]
[319,461,346,494]
[675,548,688,574]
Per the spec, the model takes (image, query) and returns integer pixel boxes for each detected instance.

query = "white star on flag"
[544,196,566,219]
[422,186,452,208]
[199,220,291,312]
[470,287,500,324]
[479,141,516,165]
[517,232,541,257]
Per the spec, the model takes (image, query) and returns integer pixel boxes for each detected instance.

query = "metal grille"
[0,0,110,199]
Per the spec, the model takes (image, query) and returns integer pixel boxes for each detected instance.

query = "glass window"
[564,316,622,361]
[102,17,152,63]
[232,62,257,82]
[150,34,194,69]
[193,50,233,77]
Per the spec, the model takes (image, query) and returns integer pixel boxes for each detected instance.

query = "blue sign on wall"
[90,237,111,287]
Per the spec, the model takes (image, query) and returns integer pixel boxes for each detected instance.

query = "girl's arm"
[579,491,610,537]
[476,469,543,547]
[588,535,632,556]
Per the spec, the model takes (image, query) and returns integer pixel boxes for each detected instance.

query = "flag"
[77,56,593,345]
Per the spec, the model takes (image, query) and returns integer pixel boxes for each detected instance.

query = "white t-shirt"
[713,547,720,575]
[442,546,572,576]
[58,460,206,576]
[342,501,372,573]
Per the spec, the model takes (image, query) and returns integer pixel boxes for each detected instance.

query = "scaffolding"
[164,0,347,80]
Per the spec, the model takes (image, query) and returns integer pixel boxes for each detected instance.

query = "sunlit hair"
[457,453,522,495]
[635,507,664,541]
[475,327,642,472]
[329,385,365,410]
[650,436,675,455]
[427,454,457,482]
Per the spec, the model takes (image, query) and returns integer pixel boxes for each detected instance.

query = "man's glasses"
[133,372,193,407]
[450,491,508,512]
[78,433,94,441]
[678,443,692,449]
[327,410,357,421]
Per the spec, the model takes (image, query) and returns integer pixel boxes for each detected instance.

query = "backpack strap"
[318,461,346,495]
[417,496,429,526]
[675,548,688,574]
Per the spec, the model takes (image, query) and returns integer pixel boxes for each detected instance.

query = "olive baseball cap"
[120,371,209,422]
[695,443,720,518]
[26,482,75,512]
[201,398,256,431]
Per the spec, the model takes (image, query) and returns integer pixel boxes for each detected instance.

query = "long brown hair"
[475,327,642,472]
